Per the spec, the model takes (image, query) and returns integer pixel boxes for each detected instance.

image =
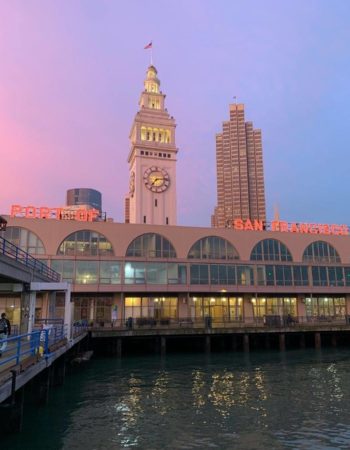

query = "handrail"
[0,236,60,282]
[90,315,350,331]
[0,325,69,370]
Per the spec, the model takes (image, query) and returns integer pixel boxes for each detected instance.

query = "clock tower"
[125,65,178,225]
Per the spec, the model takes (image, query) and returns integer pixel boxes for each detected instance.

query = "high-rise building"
[66,188,102,213]
[125,65,178,225]
[212,103,266,227]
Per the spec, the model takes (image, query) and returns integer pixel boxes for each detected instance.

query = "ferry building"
[2,214,350,329]
[2,65,350,332]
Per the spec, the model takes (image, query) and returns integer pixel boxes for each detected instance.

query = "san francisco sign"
[232,219,349,236]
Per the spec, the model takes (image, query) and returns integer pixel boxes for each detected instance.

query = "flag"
[144,42,152,50]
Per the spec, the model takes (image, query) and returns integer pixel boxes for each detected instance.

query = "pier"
[0,235,87,432]
[90,317,350,355]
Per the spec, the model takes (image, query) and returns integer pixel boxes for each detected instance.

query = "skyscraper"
[212,103,266,227]
[125,65,178,225]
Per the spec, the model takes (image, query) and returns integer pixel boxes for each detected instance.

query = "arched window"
[188,236,239,260]
[250,239,292,261]
[303,241,340,263]
[57,230,113,256]
[4,226,45,255]
[126,233,176,258]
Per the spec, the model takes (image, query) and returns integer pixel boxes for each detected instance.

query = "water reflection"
[114,375,143,447]
[209,371,236,417]
[151,371,170,415]
[192,370,206,409]
[110,352,350,448]
[6,350,350,450]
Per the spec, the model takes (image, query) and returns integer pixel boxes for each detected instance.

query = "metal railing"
[0,236,60,282]
[72,321,89,337]
[89,315,350,331]
[0,325,68,371]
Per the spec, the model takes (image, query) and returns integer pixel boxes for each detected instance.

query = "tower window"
[143,216,146,224]
[141,151,144,155]
[146,132,150,140]
[166,217,169,225]
[153,133,156,141]
[155,199,158,207]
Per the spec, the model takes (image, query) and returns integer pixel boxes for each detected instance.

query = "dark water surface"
[5,349,350,449]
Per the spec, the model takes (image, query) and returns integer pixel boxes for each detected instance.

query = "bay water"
[5,349,350,449]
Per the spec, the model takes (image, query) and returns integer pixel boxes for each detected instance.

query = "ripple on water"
[4,349,350,450]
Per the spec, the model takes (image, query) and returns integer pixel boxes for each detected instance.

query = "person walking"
[0,313,10,356]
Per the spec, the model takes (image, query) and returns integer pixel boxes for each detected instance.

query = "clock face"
[129,171,135,197]
[144,166,170,193]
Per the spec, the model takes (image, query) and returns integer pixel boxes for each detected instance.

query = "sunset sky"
[1,0,350,226]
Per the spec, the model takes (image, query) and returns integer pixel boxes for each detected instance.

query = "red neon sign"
[233,219,349,236]
[10,205,100,222]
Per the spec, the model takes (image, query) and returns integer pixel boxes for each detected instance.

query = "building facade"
[2,216,350,329]
[212,103,266,227]
[125,65,178,226]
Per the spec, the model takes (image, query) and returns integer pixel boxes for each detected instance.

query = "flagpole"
[151,43,153,65]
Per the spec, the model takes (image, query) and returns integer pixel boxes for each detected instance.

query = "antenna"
[273,203,280,221]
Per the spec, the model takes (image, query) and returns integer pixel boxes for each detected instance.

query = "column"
[0,385,24,434]
[243,296,254,324]
[160,336,166,356]
[205,335,211,353]
[48,291,56,318]
[52,357,66,386]
[64,284,72,341]
[37,367,51,406]
[116,338,122,358]
[27,291,36,334]
[243,334,250,352]
[279,334,286,351]
[89,297,95,324]
[120,293,124,327]
[315,332,321,349]
[231,335,238,351]
[20,291,30,334]
[331,334,337,347]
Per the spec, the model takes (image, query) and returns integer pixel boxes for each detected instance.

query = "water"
[5,349,350,449]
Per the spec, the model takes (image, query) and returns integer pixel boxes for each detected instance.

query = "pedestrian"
[0,312,10,356]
